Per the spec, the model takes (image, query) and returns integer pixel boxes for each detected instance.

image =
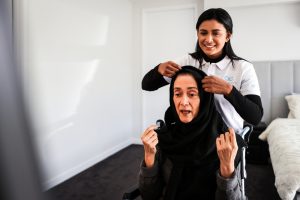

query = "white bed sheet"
[259,118,300,200]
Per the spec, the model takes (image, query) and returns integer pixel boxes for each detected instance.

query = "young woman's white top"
[164,54,261,133]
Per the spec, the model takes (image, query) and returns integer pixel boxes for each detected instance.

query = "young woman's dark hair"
[190,8,245,67]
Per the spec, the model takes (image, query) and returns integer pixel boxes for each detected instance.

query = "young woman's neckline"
[202,51,226,63]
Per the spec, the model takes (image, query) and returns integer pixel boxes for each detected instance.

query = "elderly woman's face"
[173,74,200,123]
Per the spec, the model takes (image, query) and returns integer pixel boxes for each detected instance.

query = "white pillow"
[287,111,293,119]
[285,94,300,119]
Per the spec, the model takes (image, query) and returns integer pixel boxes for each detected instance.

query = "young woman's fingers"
[166,64,180,74]
[168,61,181,70]
[158,61,179,76]
[202,76,217,84]
[165,68,177,76]
[202,76,232,95]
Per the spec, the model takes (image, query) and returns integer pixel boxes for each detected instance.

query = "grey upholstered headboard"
[252,60,300,124]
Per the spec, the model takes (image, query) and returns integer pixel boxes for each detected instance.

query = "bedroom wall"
[205,1,300,61]
[14,0,134,189]
[131,0,203,136]
[134,0,300,140]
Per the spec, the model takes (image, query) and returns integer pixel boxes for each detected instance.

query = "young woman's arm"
[224,87,263,125]
[201,74,263,125]
[142,61,180,91]
[142,65,169,91]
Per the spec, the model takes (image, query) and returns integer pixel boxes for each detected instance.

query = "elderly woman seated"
[139,66,244,200]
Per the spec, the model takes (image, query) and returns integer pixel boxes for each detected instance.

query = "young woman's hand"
[158,61,181,78]
[216,128,238,178]
[202,75,233,95]
[141,125,159,168]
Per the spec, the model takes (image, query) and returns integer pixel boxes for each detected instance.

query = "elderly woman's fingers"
[141,125,157,140]
[143,130,157,142]
[216,130,237,178]
[216,130,237,152]
[228,128,238,149]
[216,133,227,148]
[224,131,230,142]
[216,137,221,150]
[141,125,159,156]
[228,128,235,141]
[150,138,158,149]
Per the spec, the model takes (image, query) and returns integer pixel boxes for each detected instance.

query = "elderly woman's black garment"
[156,66,242,200]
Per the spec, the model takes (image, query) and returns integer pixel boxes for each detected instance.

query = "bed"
[259,118,300,200]
[252,61,300,200]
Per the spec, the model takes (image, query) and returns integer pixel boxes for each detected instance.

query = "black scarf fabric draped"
[157,66,227,200]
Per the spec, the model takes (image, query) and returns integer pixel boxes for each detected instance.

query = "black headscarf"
[157,66,227,200]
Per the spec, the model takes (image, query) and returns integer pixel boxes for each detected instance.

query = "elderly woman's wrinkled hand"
[141,125,159,168]
[216,127,238,178]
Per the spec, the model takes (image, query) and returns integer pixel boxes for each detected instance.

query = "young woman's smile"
[198,19,231,59]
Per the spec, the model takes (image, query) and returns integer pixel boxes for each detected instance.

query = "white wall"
[205,1,300,61]
[131,0,203,138]
[141,6,197,130]
[14,0,134,189]
[204,0,300,8]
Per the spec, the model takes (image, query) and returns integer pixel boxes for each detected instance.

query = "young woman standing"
[142,8,263,134]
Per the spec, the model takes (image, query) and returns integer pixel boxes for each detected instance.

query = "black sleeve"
[142,64,169,91]
[224,87,263,125]
[138,151,165,200]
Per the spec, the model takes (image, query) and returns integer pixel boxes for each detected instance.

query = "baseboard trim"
[44,138,136,190]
